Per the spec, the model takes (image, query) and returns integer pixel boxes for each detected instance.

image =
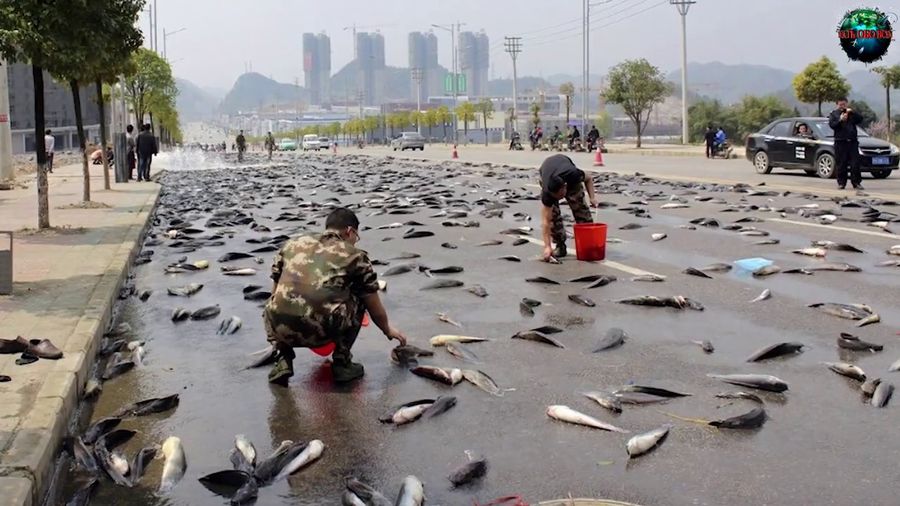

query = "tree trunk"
[566,98,570,123]
[635,117,643,149]
[70,80,90,202]
[95,80,110,190]
[817,100,822,117]
[483,115,488,146]
[149,112,154,134]
[442,121,446,143]
[33,65,50,229]
[886,84,892,140]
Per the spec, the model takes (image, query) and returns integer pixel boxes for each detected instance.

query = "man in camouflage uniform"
[539,154,598,261]
[264,208,407,385]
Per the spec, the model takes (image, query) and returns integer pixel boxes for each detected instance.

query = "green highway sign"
[444,73,467,94]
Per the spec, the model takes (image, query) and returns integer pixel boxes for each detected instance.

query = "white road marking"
[513,235,659,277]
[768,218,897,239]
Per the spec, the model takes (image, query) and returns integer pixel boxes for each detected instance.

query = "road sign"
[444,73,467,94]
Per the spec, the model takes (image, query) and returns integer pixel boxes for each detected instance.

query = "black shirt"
[704,129,716,143]
[540,154,584,207]
[135,131,158,158]
[828,108,862,141]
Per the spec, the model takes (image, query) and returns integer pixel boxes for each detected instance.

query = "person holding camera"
[828,97,864,190]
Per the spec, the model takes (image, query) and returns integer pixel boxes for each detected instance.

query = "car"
[319,137,331,149]
[278,138,297,151]
[746,117,899,179]
[302,134,323,151]
[391,132,426,151]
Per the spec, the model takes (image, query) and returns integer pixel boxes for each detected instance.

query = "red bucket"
[573,222,607,261]
[310,312,369,356]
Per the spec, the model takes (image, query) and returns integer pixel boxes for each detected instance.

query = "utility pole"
[153,0,159,53]
[431,22,464,144]
[671,0,695,145]
[504,36,522,134]
[411,68,423,134]
[0,59,13,183]
[162,27,186,61]
[584,0,613,136]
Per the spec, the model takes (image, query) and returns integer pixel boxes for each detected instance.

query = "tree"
[124,48,176,128]
[559,82,575,123]
[603,59,671,148]
[734,95,792,140]
[595,111,614,138]
[409,111,424,133]
[872,65,900,139]
[477,99,494,146]
[687,99,738,143]
[456,102,476,141]
[423,109,438,141]
[849,100,877,128]
[436,106,451,143]
[363,116,378,143]
[793,56,850,116]
[530,103,541,128]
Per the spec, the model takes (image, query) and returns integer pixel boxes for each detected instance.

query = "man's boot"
[553,243,567,258]
[331,352,364,383]
[267,347,295,386]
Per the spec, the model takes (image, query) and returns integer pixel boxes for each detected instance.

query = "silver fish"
[462,369,503,396]
[159,436,187,494]
[217,316,243,335]
[707,373,789,392]
[594,328,626,352]
[395,475,425,506]
[872,382,893,408]
[626,425,671,458]
[750,288,771,303]
[273,439,324,481]
[546,405,629,433]
[824,362,866,381]
[582,391,623,413]
[446,342,479,363]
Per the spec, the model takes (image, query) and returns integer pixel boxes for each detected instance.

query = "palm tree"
[437,106,451,143]
[456,102,477,142]
[559,82,575,123]
[872,65,900,140]
[478,99,494,146]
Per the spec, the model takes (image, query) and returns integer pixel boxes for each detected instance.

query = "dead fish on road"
[568,294,596,307]
[792,247,827,257]
[619,223,644,230]
[872,382,893,408]
[218,252,255,263]
[746,342,804,362]
[395,475,425,506]
[700,263,732,273]
[651,233,667,241]
[389,252,421,260]
[526,276,560,285]
[519,301,535,317]
[583,391,623,413]
[546,405,629,433]
[243,290,272,302]
[403,230,435,239]
[410,365,463,386]
[618,295,704,311]
[382,264,416,276]
[390,345,434,365]
[115,394,179,417]
[752,265,781,277]
[692,340,715,353]
[750,288,771,303]
[709,407,767,429]
[159,436,187,494]
[707,373,789,392]
[593,328,627,352]
[448,456,488,487]
[221,267,258,276]
[512,330,565,348]
[808,302,873,321]
[497,255,521,262]
[430,335,489,346]
[861,378,882,397]
[838,333,883,352]
[825,361,867,381]
[477,240,503,246]
[190,305,221,320]
[512,238,529,246]
[811,241,864,253]
[217,316,242,335]
[632,274,666,282]
[467,285,488,297]
[427,266,464,274]
[462,369,503,396]
[888,245,900,256]
[446,342,479,363]
[618,385,691,398]
[683,267,712,279]
[586,276,618,288]
[167,283,204,297]
[420,279,464,290]
[380,400,434,425]
[800,262,862,272]
[344,477,392,506]
[530,325,563,334]
[715,391,764,404]
[437,312,461,327]
[626,425,671,458]
[441,242,458,249]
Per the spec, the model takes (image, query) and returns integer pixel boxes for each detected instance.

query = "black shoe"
[553,244,567,258]
[332,361,364,383]
[837,185,846,190]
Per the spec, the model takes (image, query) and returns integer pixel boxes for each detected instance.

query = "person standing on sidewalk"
[126,124,136,180]
[135,124,158,182]
[704,124,715,158]
[264,131,275,160]
[828,97,864,190]
[539,154,598,261]
[236,130,246,162]
[44,129,55,173]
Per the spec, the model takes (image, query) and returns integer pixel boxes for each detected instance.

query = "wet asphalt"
[52,151,900,506]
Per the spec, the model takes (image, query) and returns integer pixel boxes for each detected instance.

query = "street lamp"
[432,22,464,144]
[163,27,187,61]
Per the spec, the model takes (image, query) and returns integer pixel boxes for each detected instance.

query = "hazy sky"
[153,0,897,90]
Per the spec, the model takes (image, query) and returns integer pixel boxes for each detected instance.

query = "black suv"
[745,117,898,179]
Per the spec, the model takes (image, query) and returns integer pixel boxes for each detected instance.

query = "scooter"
[509,135,523,151]
[713,141,733,159]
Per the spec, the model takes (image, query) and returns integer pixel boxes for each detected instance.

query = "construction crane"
[342,23,394,60]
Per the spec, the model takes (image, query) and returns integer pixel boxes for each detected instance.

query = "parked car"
[319,137,331,149]
[278,138,297,151]
[391,132,426,151]
[745,117,899,179]
[302,134,323,151]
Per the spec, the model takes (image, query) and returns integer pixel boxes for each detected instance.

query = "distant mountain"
[544,73,605,88]
[218,73,308,114]
[488,77,552,96]
[201,86,228,102]
[667,62,795,104]
[175,78,219,121]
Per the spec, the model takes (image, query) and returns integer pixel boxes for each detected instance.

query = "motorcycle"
[509,134,523,151]
[713,141,733,159]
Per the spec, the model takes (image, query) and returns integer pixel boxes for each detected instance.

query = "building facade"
[407,31,441,103]
[356,32,386,106]
[457,30,489,98]
[303,33,331,106]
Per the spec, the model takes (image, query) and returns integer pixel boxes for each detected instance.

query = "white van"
[302,134,323,151]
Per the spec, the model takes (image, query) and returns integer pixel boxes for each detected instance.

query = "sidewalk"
[0,163,160,505]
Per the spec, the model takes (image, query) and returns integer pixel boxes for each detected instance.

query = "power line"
[527,0,668,48]
[525,0,654,46]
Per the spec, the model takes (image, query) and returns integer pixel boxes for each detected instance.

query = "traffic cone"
[593,146,605,167]
[451,144,459,159]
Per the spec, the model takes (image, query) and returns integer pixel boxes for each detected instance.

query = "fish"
[234,434,257,470]
[692,340,715,353]
[887,245,900,256]
[661,202,689,209]
[811,241,864,253]
[619,223,643,230]
[498,255,521,262]
[618,385,691,398]
[546,405,629,433]
[752,265,781,277]
[137,289,152,301]
[273,439,324,481]
[421,395,458,419]
[754,239,780,245]
[218,252,255,262]
[428,266,464,274]
[380,400,434,425]
[877,260,900,267]
[242,284,262,294]
[714,391,764,404]
[617,295,704,311]
[478,240,503,246]
[390,344,435,365]
[466,285,488,297]
[383,264,415,276]
[376,222,403,229]
[808,302,874,321]
[593,328,627,352]
[856,313,881,327]
[65,477,98,506]
[586,275,618,288]
[512,238,529,246]
[421,279,464,290]
[631,274,667,282]
[861,378,882,397]
[72,436,99,474]
[583,391,623,413]
[531,325,563,334]
[889,358,900,372]
[217,316,243,335]
[519,302,535,317]
[253,441,295,484]
[707,373,789,392]
[395,475,425,506]
[83,378,102,400]
[462,369,504,396]
[243,290,272,302]
[568,294,596,307]
[250,245,279,253]
[83,417,122,445]
[746,342,804,362]
[159,436,187,493]
[651,233,667,241]
[512,330,565,348]
[430,335,489,346]
[709,407,767,429]
[570,275,604,283]
[526,276,560,285]
[626,425,671,458]
[403,230,435,239]
[837,333,883,351]
[167,283,204,297]
[825,361,867,381]
[446,342,479,363]
[441,242,458,249]
[683,267,712,279]
[221,268,258,276]
[792,247,827,257]
[750,289,771,303]
[700,263,732,273]
[344,477,392,506]
[93,443,130,486]
[389,252,421,260]
[129,446,158,487]
[410,365,464,386]
[521,297,542,308]
[191,305,221,320]
[448,457,488,487]
[872,382,893,407]
[171,308,190,322]
[104,322,131,337]
[198,469,253,497]
[115,394,180,417]
[437,312,462,327]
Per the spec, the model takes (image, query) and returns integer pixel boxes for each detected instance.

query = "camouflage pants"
[549,182,593,245]
[264,298,365,365]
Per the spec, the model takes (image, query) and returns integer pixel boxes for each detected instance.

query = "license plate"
[872,156,890,165]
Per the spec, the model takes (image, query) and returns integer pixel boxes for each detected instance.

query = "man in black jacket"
[704,124,716,158]
[135,123,158,182]
[828,97,864,190]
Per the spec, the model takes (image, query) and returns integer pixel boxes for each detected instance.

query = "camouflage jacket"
[266,231,379,318]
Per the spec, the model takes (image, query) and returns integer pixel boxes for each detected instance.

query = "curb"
[0,184,161,506]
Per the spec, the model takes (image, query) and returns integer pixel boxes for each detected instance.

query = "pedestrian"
[264,207,408,386]
[44,129,55,173]
[704,124,715,158]
[135,123,158,182]
[125,124,136,180]
[236,130,246,162]
[264,131,275,160]
[539,154,598,261]
[828,97,864,190]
